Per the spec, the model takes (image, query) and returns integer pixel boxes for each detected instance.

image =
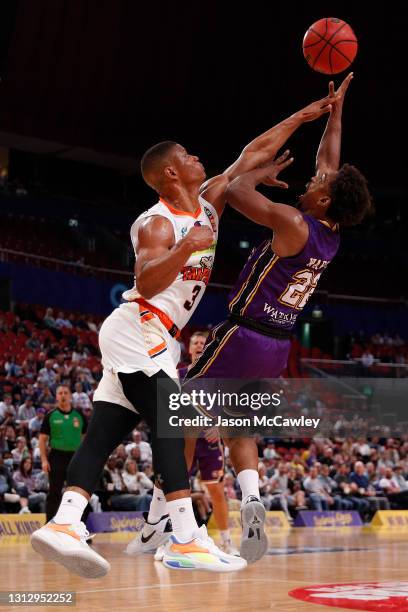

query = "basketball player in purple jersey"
[185,74,373,562]
[182,332,238,555]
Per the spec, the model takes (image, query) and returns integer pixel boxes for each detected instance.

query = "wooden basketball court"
[0,528,406,611]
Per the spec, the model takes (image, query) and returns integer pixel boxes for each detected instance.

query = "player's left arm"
[315,72,353,176]
[200,93,337,216]
[225,152,309,257]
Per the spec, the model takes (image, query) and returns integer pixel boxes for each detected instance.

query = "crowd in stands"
[290,331,408,378]
[1,305,408,524]
[0,213,129,274]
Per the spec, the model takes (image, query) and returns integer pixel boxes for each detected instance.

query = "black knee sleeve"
[119,370,190,495]
[66,401,140,494]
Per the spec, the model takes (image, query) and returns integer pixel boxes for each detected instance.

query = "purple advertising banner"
[86,512,145,533]
[294,511,363,528]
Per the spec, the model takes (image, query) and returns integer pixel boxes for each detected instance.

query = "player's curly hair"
[328,164,374,227]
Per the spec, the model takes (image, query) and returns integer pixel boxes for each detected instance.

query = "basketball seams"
[312,21,347,69]
[304,31,357,49]
[329,45,334,76]
[331,42,357,65]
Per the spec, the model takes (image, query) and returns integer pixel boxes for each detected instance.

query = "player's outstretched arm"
[225,152,309,258]
[135,216,213,300]
[315,72,353,175]
[201,93,336,215]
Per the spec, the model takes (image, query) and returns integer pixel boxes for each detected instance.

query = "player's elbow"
[135,274,155,301]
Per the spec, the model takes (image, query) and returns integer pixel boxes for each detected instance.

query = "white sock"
[220,529,231,544]
[167,497,198,543]
[147,486,167,523]
[53,491,88,525]
[237,469,260,505]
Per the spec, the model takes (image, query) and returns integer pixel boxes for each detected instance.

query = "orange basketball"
[303,17,358,74]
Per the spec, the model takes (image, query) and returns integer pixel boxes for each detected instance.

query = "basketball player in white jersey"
[31,92,335,576]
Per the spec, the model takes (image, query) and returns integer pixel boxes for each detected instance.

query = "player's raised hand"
[259,150,294,188]
[329,72,353,108]
[184,225,214,251]
[299,95,335,122]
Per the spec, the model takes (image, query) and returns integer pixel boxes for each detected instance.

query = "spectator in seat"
[72,382,91,411]
[108,459,153,512]
[4,426,17,452]
[0,425,8,454]
[263,440,279,460]
[17,398,36,425]
[43,308,57,330]
[268,462,295,521]
[350,461,389,516]
[38,360,57,387]
[224,473,238,500]
[55,312,71,329]
[124,429,152,465]
[12,456,47,514]
[25,331,42,351]
[11,436,30,467]
[318,464,347,510]
[0,395,17,424]
[379,467,408,509]
[303,465,335,511]
[393,465,408,492]
[334,463,370,515]
[5,356,22,379]
[38,386,55,411]
[287,467,307,511]
[29,408,46,436]
[22,354,38,380]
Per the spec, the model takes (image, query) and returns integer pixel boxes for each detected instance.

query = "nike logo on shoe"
[141,531,156,544]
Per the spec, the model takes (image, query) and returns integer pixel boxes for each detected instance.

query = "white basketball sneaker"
[31,520,110,579]
[240,495,268,563]
[160,525,247,572]
[125,513,172,555]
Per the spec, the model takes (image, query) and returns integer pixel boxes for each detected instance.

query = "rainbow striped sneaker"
[31,520,110,579]
[160,525,247,572]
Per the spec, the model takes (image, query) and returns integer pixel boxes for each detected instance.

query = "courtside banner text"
[156,377,408,438]
[86,511,144,533]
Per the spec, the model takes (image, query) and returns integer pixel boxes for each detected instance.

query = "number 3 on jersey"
[278,269,321,310]
[184,284,202,311]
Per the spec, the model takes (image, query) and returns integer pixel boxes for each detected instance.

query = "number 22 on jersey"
[278,269,321,310]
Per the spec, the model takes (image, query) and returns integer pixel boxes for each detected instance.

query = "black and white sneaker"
[125,513,172,555]
[240,496,268,563]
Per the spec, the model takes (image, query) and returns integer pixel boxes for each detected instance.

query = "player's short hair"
[141,141,178,189]
[328,164,374,227]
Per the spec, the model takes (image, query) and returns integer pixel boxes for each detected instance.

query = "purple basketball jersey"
[228,215,339,330]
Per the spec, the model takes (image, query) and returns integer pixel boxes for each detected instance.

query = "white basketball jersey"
[122,196,219,330]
